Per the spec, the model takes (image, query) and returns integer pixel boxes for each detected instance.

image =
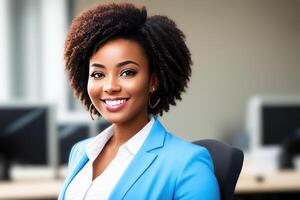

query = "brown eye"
[121,70,137,77]
[90,72,105,79]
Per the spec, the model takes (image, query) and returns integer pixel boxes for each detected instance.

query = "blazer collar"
[59,153,89,200]
[109,115,167,199]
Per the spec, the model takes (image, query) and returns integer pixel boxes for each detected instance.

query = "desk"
[0,179,63,200]
[0,170,300,199]
[236,155,300,194]
[236,170,300,194]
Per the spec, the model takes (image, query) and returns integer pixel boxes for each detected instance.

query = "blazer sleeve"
[174,147,220,200]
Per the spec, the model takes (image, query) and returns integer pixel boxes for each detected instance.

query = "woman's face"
[88,38,157,125]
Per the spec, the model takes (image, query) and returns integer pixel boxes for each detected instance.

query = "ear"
[149,73,159,92]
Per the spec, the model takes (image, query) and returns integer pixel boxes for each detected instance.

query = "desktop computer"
[246,95,300,172]
[0,102,57,180]
[57,116,95,165]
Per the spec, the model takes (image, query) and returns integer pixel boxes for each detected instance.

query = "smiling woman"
[59,3,220,200]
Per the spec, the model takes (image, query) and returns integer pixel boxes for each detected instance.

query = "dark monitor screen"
[96,119,111,134]
[0,106,49,165]
[262,105,300,145]
[58,123,90,165]
[58,118,112,165]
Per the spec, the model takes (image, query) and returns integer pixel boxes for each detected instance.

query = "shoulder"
[67,138,93,170]
[163,132,220,199]
[164,132,213,167]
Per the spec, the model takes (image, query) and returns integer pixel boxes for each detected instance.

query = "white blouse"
[65,116,154,200]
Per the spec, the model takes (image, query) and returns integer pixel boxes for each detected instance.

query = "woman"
[59,3,220,200]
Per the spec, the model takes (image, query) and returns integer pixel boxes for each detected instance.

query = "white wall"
[74,0,300,142]
[22,0,41,100]
[0,0,70,119]
[41,0,68,117]
[0,0,10,101]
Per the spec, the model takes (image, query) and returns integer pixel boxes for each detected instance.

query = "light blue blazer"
[59,117,220,199]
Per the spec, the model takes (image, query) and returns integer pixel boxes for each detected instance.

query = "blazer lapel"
[109,116,166,199]
[58,153,89,200]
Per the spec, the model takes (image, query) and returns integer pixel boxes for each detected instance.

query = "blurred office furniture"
[0,154,9,180]
[0,179,62,200]
[0,152,300,199]
[235,95,300,199]
[247,95,300,150]
[279,129,300,169]
[193,139,244,200]
[56,115,99,177]
[0,102,57,180]
[95,118,111,134]
[246,95,300,173]
[234,155,300,200]
[57,117,95,165]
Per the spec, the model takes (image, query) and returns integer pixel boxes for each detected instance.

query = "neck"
[110,114,150,148]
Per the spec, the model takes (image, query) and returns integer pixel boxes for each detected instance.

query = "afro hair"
[64,3,192,116]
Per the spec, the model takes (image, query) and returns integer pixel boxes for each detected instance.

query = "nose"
[103,76,121,93]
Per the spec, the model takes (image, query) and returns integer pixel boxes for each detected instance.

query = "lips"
[101,97,129,112]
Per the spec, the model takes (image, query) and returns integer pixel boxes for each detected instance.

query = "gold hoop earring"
[148,92,160,109]
[89,104,95,120]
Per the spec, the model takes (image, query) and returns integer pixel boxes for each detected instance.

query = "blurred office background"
[0,0,300,199]
[1,0,300,141]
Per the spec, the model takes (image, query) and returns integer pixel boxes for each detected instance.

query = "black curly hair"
[64,3,192,116]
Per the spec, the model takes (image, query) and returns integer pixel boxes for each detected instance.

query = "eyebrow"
[90,60,140,68]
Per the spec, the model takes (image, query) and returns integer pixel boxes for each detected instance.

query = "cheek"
[124,79,150,100]
[87,80,100,100]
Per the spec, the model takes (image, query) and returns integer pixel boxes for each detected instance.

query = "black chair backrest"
[193,139,244,200]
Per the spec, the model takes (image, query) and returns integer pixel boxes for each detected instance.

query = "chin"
[101,113,129,125]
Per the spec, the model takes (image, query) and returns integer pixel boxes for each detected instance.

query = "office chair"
[193,139,244,200]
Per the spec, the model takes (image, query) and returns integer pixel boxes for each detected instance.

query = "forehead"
[89,38,148,66]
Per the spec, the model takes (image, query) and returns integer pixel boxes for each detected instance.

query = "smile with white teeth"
[104,99,127,107]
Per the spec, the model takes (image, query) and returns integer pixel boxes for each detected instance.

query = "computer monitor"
[57,114,111,167]
[96,118,111,134]
[0,102,57,180]
[247,95,300,151]
[57,115,96,165]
